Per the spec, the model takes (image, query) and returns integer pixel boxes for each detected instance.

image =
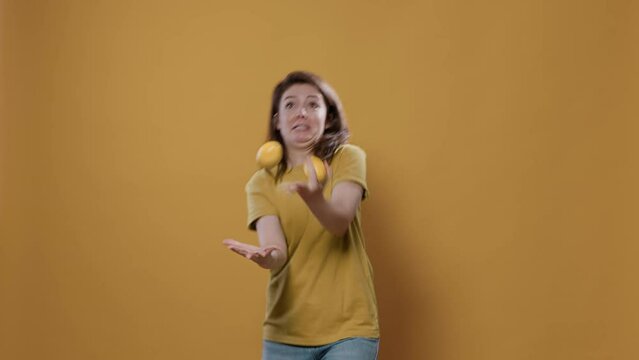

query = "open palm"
[222,239,277,269]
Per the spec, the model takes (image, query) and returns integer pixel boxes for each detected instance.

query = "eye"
[309,101,320,109]
[284,102,294,109]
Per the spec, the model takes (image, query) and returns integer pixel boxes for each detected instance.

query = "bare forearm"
[291,180,362,238]
[304,194,352,237]
[255,216,288,271]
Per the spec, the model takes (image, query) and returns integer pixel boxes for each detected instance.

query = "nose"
[296,107,307,118]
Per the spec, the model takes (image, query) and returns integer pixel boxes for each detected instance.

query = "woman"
[223,71,379,359]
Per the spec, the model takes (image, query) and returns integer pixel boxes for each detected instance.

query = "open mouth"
[292,124,310,131]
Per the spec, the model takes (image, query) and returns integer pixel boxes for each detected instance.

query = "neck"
[286,147,311,167]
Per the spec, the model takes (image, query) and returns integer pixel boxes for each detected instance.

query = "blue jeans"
[263,337,379,360]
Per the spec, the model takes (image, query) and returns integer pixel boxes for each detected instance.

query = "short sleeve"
[331,144,369,200]
[245,171,278,230]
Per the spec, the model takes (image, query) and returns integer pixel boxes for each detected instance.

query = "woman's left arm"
[288,158,363,237]
[303,181,362,237]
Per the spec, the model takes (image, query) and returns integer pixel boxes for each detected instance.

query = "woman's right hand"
[222,239,278,269]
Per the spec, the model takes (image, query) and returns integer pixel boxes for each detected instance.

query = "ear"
[273,113,280,129]
[324,113,333,129]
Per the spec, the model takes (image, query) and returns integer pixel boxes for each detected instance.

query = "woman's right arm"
[255,215,288,271]
[223,215,287,271]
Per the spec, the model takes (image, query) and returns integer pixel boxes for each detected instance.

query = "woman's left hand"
[282,157,359,237]
[284,158,331,201]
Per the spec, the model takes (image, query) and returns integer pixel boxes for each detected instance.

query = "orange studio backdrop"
[1,0,637,359]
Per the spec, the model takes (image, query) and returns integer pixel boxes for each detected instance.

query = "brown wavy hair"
[268,71,350,181]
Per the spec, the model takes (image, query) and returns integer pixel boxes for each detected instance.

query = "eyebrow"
[283,95,320,100]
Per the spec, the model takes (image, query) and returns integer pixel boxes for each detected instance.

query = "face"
[276,83,327,151]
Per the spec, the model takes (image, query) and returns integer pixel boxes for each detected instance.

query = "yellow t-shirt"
[246,144,380,346]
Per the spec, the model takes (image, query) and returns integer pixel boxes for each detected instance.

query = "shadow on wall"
[363,167,440,359]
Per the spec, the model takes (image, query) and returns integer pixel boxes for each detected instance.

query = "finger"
[278,181,301,194]
[231,243,258,256]
[323,160,332,183]
[305,157,318,185]
[277,182,291,192]
[227,240,261,253]
[226,243,247,257]
[288,183,300,193]
[224,239,254,251]
[230,246,247,254]
[229,246,248,257]
[289,182,307,194]
[222,239,239,246]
